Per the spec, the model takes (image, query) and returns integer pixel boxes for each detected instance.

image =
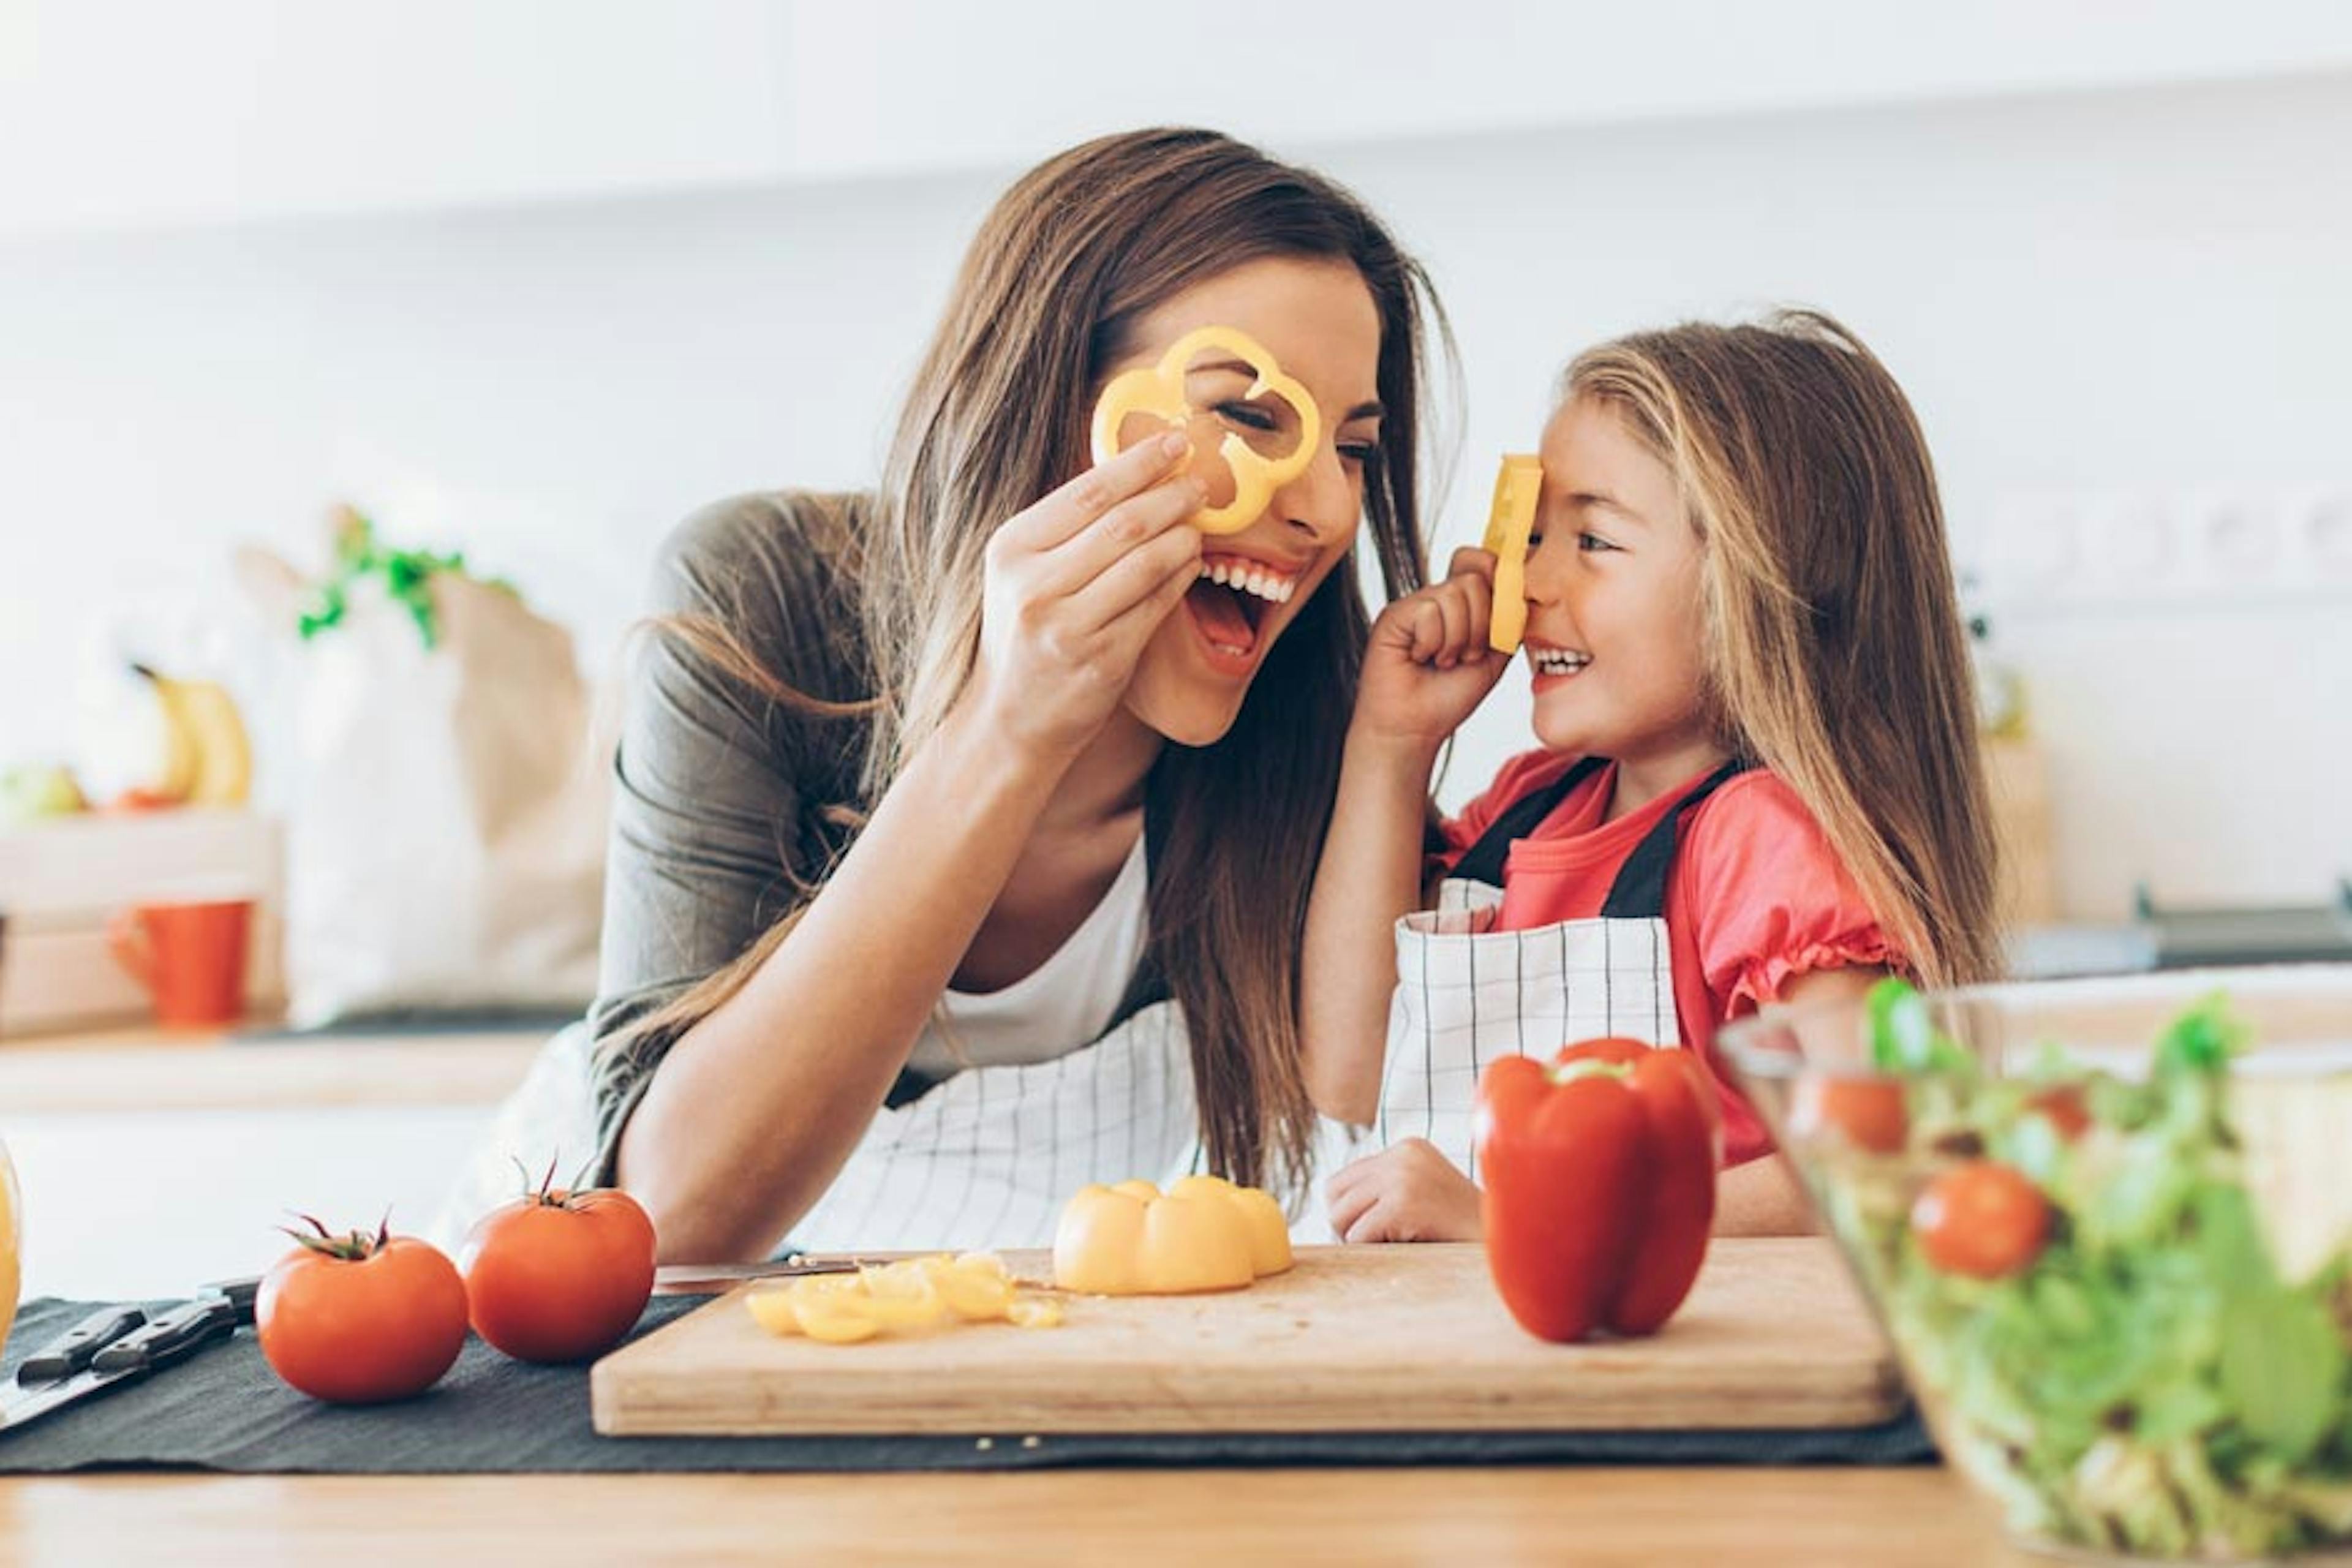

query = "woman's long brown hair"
[1566,310,2003,989]
[617,129,1445,1194]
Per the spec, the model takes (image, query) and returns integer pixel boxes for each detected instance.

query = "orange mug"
[107,898,254,1028]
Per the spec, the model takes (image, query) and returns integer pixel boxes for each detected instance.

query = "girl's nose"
[1521,533,1565,603]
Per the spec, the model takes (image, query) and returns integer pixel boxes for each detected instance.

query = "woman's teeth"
[1202,560,1297,605]
[1529,647,1593,676]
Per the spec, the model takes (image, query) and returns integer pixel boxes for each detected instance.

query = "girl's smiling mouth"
[1525,640,1592,677]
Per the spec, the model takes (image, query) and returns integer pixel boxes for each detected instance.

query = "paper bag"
[249,529,607,1025]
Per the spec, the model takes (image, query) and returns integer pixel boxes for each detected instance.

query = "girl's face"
[1521,396,1717,768]
[1109,257,1385,747]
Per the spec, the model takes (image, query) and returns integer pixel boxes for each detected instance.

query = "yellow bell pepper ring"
[1052,1174,1294,1295]
[1483,454,1543,654]
[1088,325,1324,536]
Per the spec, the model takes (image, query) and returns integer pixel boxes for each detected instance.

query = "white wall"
[4,70,2348,920]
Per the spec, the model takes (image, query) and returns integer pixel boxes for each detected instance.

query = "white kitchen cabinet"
[0,1,789,234]
[6,1,2350,237]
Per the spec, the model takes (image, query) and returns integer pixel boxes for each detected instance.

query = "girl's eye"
[1578,532,1618,553]
[1525,527,1547,550]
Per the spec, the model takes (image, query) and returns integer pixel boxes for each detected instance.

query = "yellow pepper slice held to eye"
[1483,454,1543,654]
[1089,325,1323,536]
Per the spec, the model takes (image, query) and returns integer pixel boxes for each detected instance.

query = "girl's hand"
[1324,1138,1484,1243]
[1352,548,1510,755]
[965,432,1208,760]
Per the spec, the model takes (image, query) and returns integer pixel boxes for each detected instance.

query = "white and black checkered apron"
[781,1000,1200,1253]
[1374,756,1746,1184]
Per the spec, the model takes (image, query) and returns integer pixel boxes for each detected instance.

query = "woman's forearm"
[1299,731,1438,1126]
[618,703,1073,1262]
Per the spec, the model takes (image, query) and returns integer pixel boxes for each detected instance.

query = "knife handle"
[89,1297,238,1376]
[15,1306,148,1385]
[199,1275,261,1327]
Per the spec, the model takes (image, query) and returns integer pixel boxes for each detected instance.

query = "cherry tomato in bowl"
[1910,1159,2049,1280]
[1788,1072,1910,1155]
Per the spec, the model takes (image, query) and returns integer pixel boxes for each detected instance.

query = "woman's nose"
[1273,439,1357,546]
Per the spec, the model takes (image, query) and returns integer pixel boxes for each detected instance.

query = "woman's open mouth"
[1183,553,1303,674]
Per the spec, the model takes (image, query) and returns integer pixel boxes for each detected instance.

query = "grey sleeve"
[585,498,827,1182]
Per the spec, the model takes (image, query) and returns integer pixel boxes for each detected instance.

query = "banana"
[132,664,253,807]
[132,663,202,801]
[178,678,252,805]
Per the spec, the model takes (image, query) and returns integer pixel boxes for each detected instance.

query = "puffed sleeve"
[1679,772,1907,1014]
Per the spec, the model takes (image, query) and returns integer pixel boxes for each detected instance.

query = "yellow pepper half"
[1052,1174,1295,1295]
[1483,454,1544,654]
[1088,325,1323,536]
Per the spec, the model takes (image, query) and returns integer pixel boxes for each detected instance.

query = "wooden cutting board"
[590,1238,1901,1436]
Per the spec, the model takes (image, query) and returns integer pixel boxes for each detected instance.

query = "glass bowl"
[1720,965,2352,1564]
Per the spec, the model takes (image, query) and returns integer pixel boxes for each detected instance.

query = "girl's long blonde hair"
[618,129,1445,1192]
[1566,309,2002,989]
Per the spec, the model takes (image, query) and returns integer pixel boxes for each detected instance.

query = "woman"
[590,128,1447,1263]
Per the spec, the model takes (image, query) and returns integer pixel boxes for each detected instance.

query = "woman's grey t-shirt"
[586,491,1164,1182]
[586,492,880,1177]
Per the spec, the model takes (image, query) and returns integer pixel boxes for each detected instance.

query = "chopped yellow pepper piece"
[741,1251,1060,1345]
[793,1294,883,1344]
[744,1286,801,1336]
[1483,454,1543,654]
[1006,1297,1063,1329]
[1088,325,1322,536]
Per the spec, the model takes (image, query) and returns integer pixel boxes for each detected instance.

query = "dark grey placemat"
[0,1295,1934,1474]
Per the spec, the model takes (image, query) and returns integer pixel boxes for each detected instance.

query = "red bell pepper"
[1474,1036,1721,1343]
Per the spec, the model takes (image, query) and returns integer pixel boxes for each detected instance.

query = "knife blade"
[0,1296,239,1437]
[652,1254,882,1294]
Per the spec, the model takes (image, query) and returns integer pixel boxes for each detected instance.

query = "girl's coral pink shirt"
[1431,750,1903,1166]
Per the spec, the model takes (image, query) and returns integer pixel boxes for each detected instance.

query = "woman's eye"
[1215,401,1278,432]
[1337,441,1379,466]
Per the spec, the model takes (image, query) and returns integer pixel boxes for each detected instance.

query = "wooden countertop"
[0,1466,2030,1564]
[0,1027,2018,1561]
[0,1020,544,1112]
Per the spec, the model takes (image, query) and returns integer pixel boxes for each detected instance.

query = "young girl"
[1300,309,1999,1242]
[588,129,1444,1264]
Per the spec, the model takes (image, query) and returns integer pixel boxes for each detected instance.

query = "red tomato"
[1910,1161,2049,1280]
[458,1179,657,1364]
[256,1218,470,1403]
[1789,1074,1909,1155]
[2026,1085,2092,1142]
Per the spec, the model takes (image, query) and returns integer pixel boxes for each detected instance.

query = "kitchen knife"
[652,1254,881,1294]
[13,1305,146,1385]
[0,1296,239,1436]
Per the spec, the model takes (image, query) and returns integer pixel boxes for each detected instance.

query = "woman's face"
[1520,396,1716,767]
[1106,257,1384,747]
